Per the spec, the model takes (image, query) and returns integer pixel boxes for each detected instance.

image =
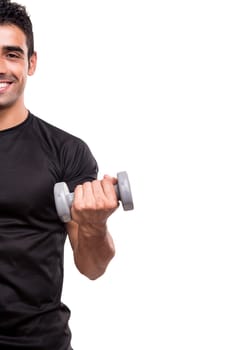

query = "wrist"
[79,222,108,239]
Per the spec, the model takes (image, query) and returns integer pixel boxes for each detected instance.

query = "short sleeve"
[60,137,98,192]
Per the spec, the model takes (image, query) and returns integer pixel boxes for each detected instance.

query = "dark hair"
[0,0,34,59]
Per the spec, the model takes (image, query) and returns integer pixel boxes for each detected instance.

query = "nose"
[0,57,7,74]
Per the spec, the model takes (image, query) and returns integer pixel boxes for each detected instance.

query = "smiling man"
[0,1,118,349]
[0,25,36,127]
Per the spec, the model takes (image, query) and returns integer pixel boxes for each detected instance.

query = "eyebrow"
[3,46,25,55]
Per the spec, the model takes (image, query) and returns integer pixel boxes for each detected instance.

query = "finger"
[92,180,107,208]
[80,181,96,208]
[103,174,117,185]
[101,178,118,207]
[73,182,95,210]
[72,185,83,210]
[74,184,83,200]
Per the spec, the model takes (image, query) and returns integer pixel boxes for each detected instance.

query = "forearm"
[74,223,115,280]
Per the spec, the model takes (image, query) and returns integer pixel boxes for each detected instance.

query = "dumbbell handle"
[54,171,134,223]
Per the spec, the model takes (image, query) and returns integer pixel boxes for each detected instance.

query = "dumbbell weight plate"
[116,171,134,211]
[54,182,72,223]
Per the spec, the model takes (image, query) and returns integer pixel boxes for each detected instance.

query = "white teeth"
[0,83,9,89]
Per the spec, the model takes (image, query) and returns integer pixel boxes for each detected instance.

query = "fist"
[71,175,119,225]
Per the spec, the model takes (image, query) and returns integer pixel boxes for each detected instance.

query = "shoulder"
[29,112,91,151]
[30,112,80,141]
[28,112,98,183]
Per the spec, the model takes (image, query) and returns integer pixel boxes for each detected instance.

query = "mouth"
[0,81,13,93]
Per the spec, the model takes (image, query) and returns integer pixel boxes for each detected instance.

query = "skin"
[0,24,117,280]
[0,24,36,129]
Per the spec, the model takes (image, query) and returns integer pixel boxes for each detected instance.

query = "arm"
[67,175,118,280]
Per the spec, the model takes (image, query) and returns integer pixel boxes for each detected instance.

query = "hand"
[70,175,119,226]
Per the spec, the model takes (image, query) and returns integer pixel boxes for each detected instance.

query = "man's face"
[0,24,36,109]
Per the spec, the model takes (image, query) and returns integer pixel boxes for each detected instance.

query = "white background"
[21,1,233,349]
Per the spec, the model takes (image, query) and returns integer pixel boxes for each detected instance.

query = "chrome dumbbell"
[54,171,134,222]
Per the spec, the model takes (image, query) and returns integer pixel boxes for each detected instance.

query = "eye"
[6,52,22,59]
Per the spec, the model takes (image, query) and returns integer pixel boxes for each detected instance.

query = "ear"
[28,51,37,76]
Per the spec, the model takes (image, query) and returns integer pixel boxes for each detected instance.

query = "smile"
[0,82,12,92]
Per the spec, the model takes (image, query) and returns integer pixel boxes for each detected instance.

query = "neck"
[0,103,28,131]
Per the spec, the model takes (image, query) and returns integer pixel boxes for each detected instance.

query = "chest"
[0,135,57,220]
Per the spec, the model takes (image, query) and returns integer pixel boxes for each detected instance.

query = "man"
[0,0,118,349]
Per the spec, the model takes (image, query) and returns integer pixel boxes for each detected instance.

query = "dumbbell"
[54,171,134,223]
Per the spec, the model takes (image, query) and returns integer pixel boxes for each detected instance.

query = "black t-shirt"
[0,112,98,349]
